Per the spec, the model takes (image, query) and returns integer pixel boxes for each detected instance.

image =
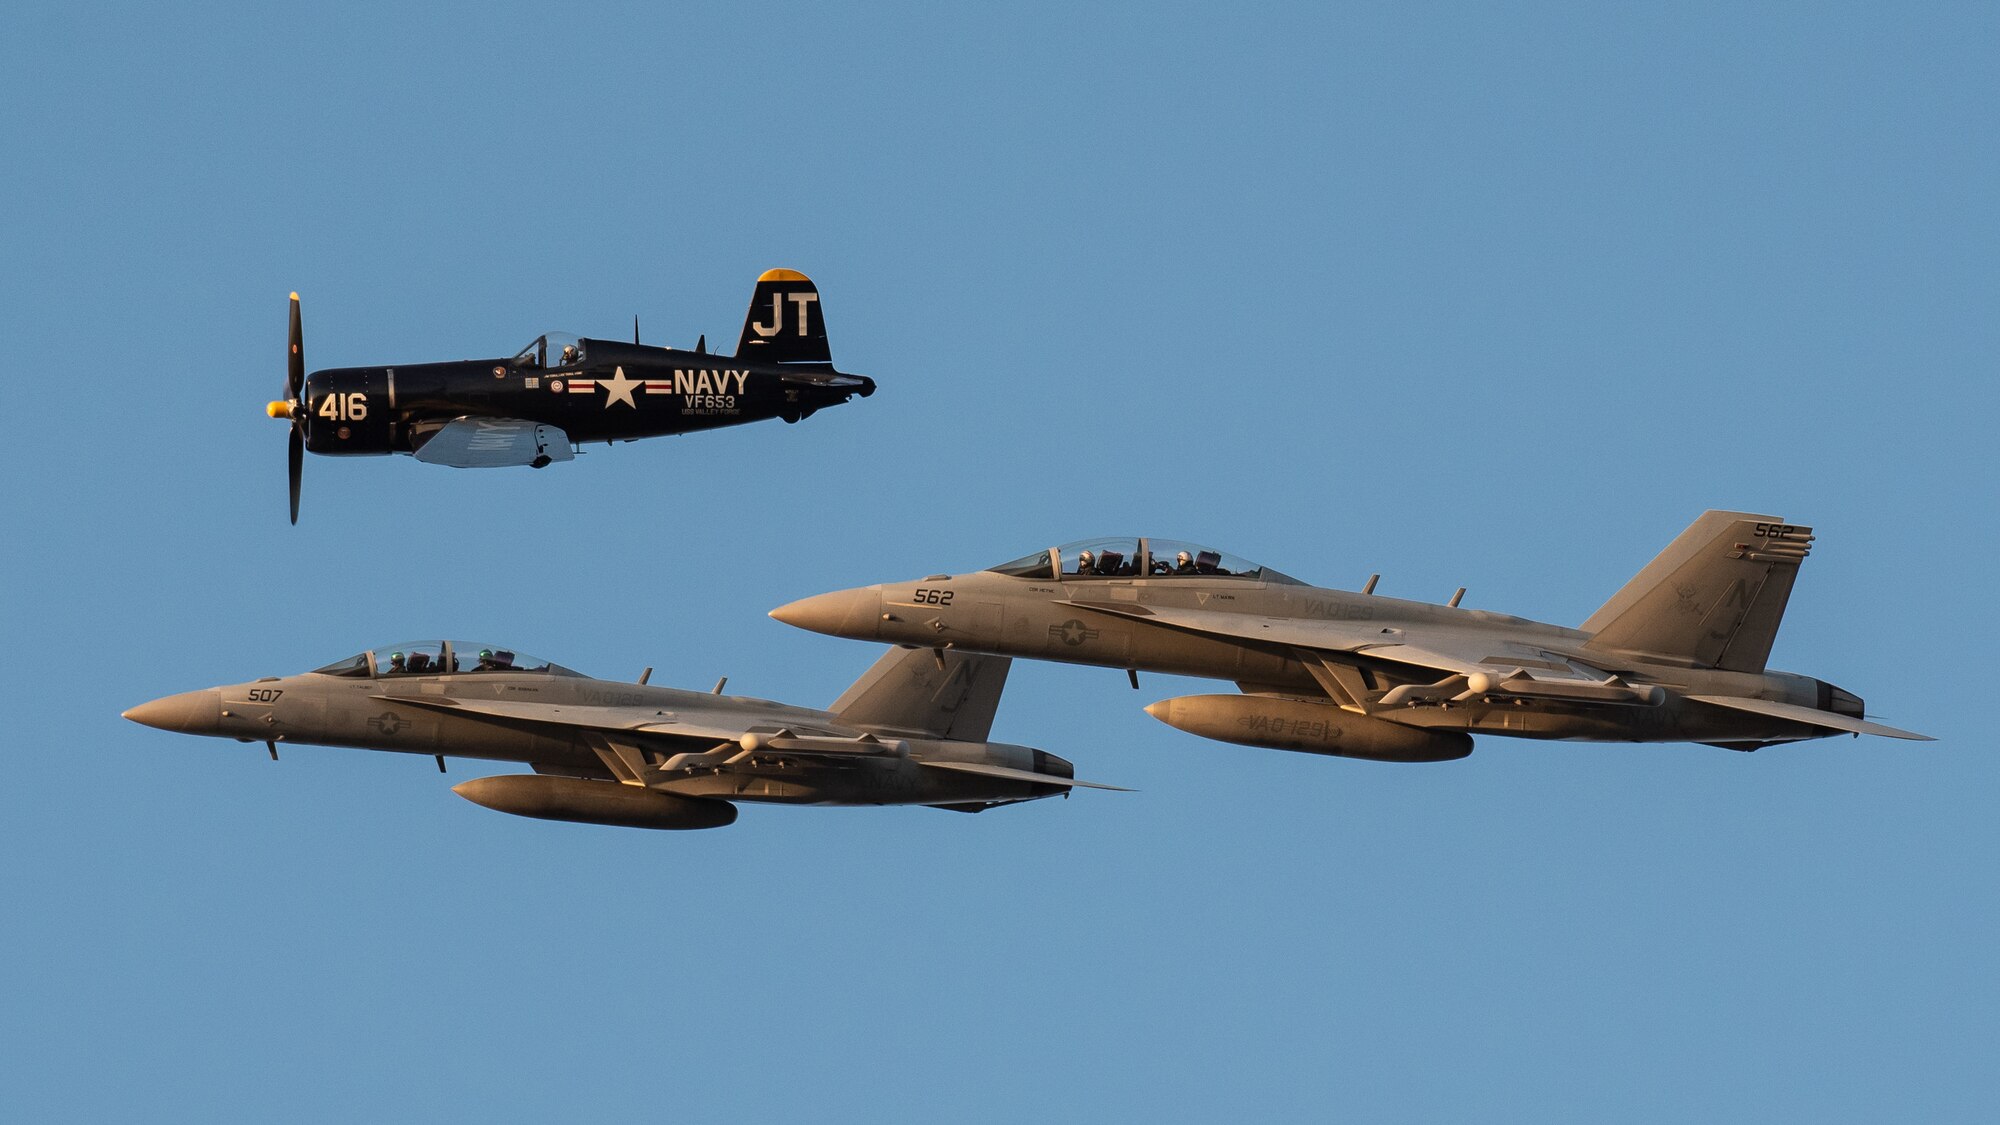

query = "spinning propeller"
[265,292,305,523]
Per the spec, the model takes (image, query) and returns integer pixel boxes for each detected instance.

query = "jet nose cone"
[770,587,880,639]
[122,689,221,735]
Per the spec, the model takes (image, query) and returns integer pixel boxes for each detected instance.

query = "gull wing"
[918,759,1133,792]
[1685,695,1933,741]
[411,417,575,468]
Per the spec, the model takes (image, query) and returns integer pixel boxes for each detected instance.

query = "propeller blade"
[287,291,304,403]
[288,425,303,525]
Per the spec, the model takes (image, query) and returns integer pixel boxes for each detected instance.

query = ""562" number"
[913,588,954,606]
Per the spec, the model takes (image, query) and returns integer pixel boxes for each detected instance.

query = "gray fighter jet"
[771,512,1930,760]
[123,641,1123,829]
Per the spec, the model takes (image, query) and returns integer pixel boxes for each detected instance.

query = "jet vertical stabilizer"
[830,647,1012,741]
[1582,510,1813,673]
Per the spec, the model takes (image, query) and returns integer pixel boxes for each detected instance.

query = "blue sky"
[3,2,1994,1121]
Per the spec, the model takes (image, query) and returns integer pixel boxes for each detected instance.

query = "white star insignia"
[598,366,639,409]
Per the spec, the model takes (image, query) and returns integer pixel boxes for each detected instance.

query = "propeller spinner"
[265,292,306,523]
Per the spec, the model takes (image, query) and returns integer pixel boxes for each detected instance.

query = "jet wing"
[1070,602,1604,682]
[1070,601,1389,653]
[375,695,761,742]
[1685,695,1933,741]
[1071,600,1674,711]
[379,695,915,753]
[918,759,1132,791]
[411,417,575,468]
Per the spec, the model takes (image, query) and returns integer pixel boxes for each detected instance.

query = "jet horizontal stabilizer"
[918,759,1133,792]
[1685,695,1933,741]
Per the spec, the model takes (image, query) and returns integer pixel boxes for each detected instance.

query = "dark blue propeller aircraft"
[268,269,875,522]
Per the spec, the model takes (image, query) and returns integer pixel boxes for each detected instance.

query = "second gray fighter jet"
[125,641,1122,829]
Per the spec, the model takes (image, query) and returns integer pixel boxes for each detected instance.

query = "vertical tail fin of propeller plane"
[831,647,1012,741]
[735,268,832,367]
[1581,511,1815,673]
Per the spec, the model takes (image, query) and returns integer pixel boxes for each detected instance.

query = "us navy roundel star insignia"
[597,367,640,409]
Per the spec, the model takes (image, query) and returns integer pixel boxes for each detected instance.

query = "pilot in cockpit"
[1075,550,1096,576]
[559,344,579,367]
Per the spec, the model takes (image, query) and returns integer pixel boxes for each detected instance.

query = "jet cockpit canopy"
[986,538,1300,583]
[309,640,581,678]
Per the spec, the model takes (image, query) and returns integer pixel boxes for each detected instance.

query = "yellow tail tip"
[289,291,299,301]
[757,268,811,283]
[266,400,294,419]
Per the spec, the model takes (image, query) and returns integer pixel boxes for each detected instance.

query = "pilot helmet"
[1078,550,1094,566]
[388,651,406,666]
[1176,551,1192,566]
[479,649,494,661]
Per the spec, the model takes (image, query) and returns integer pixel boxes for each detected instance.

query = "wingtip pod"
[452,774,738,830]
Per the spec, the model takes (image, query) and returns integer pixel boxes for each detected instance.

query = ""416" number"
[317,392,368,421]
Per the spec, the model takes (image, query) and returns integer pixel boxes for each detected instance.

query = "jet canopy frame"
[986,538,1300,584]
[310,640,582,679]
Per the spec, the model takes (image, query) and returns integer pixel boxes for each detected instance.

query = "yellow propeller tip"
[266,401,294,419]
[289,291,299,301]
